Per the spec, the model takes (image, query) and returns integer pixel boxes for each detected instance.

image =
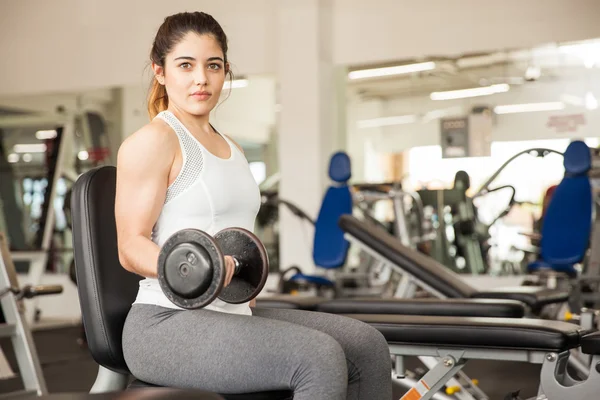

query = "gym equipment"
[353,182,431,250]
[417,171,489,275]
[258,295,524,399]
[353,313,599,400]
[512,141,600,313]
[473,148,563,198]
[339,214,570,315]
[417,147,564,276]
[351,182,436,296]
[71,166,292,399]
[254,296,600,399]
[339,213,600,383]
[0,232,64,397]
[277,151,353,296]
[71,166,598,400]
[580,146,600,309]
[157,227,269,309]
[0,110,104,325]
[525,141,592,277]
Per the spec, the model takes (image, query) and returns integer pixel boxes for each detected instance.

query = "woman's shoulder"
[118,118,178,163]
[222,133,244,154]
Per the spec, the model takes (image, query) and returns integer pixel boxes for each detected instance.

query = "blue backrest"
[313,152,353,269]
[541,140,593,266]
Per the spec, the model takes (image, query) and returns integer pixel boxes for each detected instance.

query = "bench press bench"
[348,314,599,400]
[257,295,598,399]
[338,215,570,316]
[258,296,526,318]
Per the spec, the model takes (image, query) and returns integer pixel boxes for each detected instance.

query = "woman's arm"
[115,121,177,278]
[225,133,257,305]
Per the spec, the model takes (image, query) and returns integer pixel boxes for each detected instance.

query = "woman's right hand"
[223,256,236,287]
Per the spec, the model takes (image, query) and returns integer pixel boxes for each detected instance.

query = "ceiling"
[347,39,600,100]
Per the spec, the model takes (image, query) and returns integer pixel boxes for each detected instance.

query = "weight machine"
[0,109,111,397]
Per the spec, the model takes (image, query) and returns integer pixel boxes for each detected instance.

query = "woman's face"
[153,32,228,117]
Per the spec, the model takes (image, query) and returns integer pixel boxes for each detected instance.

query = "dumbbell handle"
[185,251,241,275]
[231,257,242,275]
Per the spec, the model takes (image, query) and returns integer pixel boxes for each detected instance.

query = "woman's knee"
[293,332,347,386]
[349,320,391,362]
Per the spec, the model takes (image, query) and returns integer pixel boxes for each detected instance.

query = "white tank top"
[132,110,261,316]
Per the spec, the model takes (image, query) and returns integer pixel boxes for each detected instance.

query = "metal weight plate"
[157,229,224,309]
[214,228,269,304]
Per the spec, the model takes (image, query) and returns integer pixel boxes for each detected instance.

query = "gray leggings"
[122,304,392,400]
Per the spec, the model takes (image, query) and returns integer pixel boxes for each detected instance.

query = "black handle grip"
[21,284,64,299]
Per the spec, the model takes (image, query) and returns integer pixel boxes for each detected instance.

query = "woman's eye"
[180,62,192,69]
[208,63,222,70]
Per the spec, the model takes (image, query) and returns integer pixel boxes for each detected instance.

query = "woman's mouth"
[191,91,211,100]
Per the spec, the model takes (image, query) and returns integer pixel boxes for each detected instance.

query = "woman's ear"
[225,62,230,75]
[152,62,165,85]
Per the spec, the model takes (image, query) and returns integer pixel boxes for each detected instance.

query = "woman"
[116,11,392,400]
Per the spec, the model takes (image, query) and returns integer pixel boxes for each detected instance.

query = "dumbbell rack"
[0,241,47,398]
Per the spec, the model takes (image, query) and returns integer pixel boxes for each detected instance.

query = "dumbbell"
[157,227,269,309]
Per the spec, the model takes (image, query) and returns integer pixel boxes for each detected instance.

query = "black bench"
[339,215,569,314]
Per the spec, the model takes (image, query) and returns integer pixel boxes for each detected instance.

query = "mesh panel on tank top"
[158,112,204,204]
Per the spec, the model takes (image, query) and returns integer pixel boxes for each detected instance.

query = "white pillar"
[276,0,344,274]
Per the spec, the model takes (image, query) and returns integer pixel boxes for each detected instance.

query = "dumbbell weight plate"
[214,228,269,304]
[157,229,225,309]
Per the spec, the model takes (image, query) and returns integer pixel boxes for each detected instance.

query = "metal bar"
[0,323,16,338]
[419,355,478,400]
[0,247,47,395]
[344,233,447,299]
[400,353,467,400]
[388,344,548,364]
[392,373,454,400]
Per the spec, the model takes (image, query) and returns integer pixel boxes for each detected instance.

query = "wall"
[2,0,600,96]
[333,0,600,66]
[0,0,277,96]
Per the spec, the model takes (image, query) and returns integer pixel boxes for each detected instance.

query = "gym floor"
[0,323,542,399]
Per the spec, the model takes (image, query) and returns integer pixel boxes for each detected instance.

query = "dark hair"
[147,12,232,119]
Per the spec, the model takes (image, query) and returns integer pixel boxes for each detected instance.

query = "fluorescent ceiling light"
[7,153,19,163]
[223,79,248,89]
[35,130,57,140]
[348,62,436,80]
[494,102,565,114]
[561,94,584,107]
[559,42,600,68]
[431,84,509,100]
[357,115,418,129]
[13,143,46,153]
[22,153,33,163]
[586,92,598,110]
[561,92,598,110]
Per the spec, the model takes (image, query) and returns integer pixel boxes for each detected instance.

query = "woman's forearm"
[119,235,161,278]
